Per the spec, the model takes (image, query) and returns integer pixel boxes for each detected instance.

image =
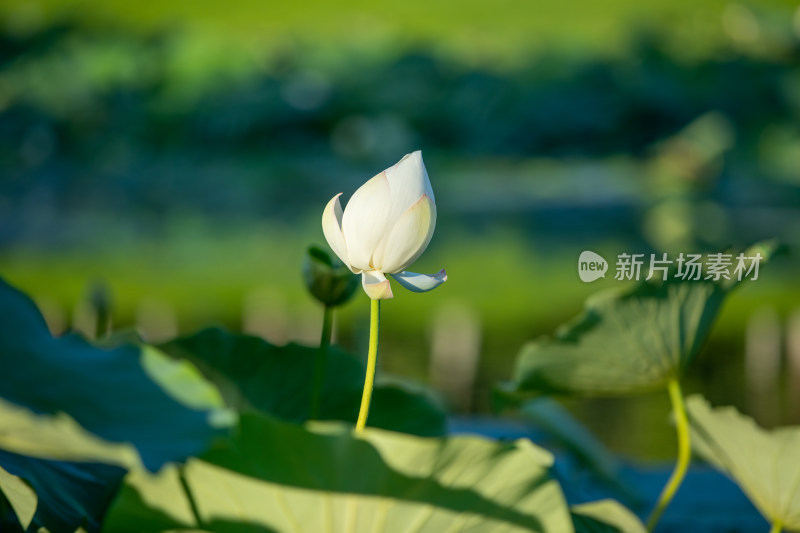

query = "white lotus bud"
[322,151,447,299]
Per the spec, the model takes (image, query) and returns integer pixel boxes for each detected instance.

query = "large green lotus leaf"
[687,395,800,530]
[158,327,447,436]
[512,243,776,396]
[571,500,647,533]
[0,278,225,470]
[512,277,728,396]
[105,413,572,532]
[0,463,37,530]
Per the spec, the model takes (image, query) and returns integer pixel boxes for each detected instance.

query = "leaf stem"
[647,378,691,532]
[355,299,380,434]
[769,520,783,533]
[310,305,334,420]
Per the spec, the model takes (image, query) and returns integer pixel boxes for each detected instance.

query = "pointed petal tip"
[325,192,344,206]
[393,150,425,171]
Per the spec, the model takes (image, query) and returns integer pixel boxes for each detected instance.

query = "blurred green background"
[1,0,800,460]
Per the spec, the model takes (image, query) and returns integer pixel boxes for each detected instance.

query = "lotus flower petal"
[362,271,393,300]
[341,173,392,272]
[374,194,436,274]
[384,150,435,227]
[390,269,447,293]
[321,193,357,273]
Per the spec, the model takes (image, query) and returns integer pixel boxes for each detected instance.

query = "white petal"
[321,193,358,273]
[361,271,393,300]
[374,194,436,274]
[390,269,447,293]
[341,173,392,272]
[384,150,435,227]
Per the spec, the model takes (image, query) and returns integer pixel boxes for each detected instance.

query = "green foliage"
[2,21,799,231]
[0,278,228,531]
[687,396,800,531]
[0,278,225,471]
[0,234,790,533]
[3,0,793,65]
[158,327,447,436]
[0,277,456,531]
[106,413,573,532]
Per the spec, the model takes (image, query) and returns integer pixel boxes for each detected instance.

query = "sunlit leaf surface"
[107,414,572,532]
[0,464,37,530]
[571,499,647,533]
[687,395,800,531]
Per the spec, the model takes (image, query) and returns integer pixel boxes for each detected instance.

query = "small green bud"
[303,245,358,307]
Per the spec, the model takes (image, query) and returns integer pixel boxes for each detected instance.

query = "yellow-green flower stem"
[355,299,380,434]
[647,378,691,532]
[769,520,783,533]
[310,305,333,420]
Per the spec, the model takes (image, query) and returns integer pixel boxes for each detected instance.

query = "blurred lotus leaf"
[511,242,777,396]
[0,277,225,471]
[687,395,800,531]
[303,245,359,306]
[512,277,726,395]
[0,277,231,531]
